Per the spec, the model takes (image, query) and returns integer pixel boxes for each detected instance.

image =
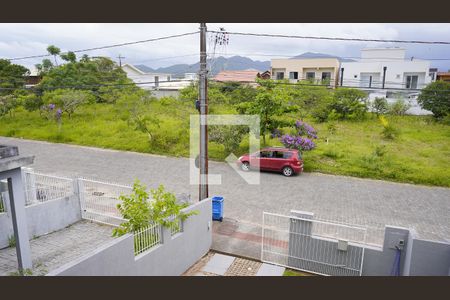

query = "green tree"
[0,59,29,96]
[35,59,54,76]
[418,81,450,119]
[37,53,133,102]
[46,45,61,66]
[235,79,297,145]
[60,51,77,63]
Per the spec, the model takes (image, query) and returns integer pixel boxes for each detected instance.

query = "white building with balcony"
[340,48,433,91]
[340,48,435,115]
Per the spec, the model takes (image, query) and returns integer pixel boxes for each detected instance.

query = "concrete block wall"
[0,194,82,249]
[47,198,212,276]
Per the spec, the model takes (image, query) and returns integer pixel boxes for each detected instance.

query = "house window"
[289,72,298,80]
[321,72,331,81]
[406,75,418,89]
[306,72,315,81]
[276,72,284,80]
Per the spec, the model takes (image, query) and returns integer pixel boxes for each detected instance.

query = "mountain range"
[134,53,355,77]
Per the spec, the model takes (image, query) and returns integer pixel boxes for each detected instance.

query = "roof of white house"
[121,64,172,76]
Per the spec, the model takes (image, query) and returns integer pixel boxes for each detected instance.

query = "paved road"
[2,137,449,245]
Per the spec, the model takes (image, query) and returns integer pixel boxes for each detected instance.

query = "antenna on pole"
[117,54,125,67]
[199,23,209,201]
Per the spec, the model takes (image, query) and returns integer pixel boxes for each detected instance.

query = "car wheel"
[282,166,293,177]
[241,161,250,171]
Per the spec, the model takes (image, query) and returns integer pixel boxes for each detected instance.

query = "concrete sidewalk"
[212,218,263,260]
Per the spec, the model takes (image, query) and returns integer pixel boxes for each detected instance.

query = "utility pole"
[117,54,125,67]
[199,23,209,201]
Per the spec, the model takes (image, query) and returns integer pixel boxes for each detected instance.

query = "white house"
[340,48,435,115]
[121,64,172,90]
[340,48,433,91]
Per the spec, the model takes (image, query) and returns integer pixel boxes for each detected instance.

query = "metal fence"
[78,178,130,227]
[23,170,74,206]
[133,222,162,256]
[0,192,5,213]
[168,216,182,236]
[262,212,367,276]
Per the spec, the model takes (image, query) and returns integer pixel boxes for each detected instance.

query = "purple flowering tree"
[274,120,318,152]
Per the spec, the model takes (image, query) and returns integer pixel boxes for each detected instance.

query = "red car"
[237,147,303,177]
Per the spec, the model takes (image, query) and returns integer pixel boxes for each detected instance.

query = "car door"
[270,150,287,171]
[258,150,273,170]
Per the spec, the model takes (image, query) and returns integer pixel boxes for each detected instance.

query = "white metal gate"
[78,178,131,226]
[262,212,367,276]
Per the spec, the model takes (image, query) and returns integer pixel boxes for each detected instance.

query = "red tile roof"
[214,70,260,83]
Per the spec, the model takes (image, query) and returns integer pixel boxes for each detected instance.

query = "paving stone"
[0,220,115,276]
[224,257,261,276]
[256,263,285,276]
[2,137,449,246]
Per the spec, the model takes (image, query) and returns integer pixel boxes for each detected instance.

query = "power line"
[212,52,450,61]
[5,31,200,61]
[0,79,193,91]
[210,79,450,92]
[209,30,450,45]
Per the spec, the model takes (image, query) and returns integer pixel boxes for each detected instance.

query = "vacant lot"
[0,101,449,187]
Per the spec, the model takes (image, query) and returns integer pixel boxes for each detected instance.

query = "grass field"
[1,100,449,187]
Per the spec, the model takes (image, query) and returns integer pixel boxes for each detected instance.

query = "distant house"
[271,56,341,87]
[437,72,450,83]
[258,70,271,80]
[340,48,433,91]
[213,70,261,85]
[25,68,42,87]
[121,64,172,90]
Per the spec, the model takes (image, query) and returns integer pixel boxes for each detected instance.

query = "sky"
[1,23,450,71]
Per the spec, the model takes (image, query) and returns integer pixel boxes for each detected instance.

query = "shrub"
[0,95,20,118]
[330,88,368,120]
[23,94,43,112]
[42,89,92,118]
[209,125,249,155]
[418,81,450,119]
[112,180,197,237]
[388,99,411,116]
[379,116,399,140]
[371,97,389,116]
[277,120,318,152]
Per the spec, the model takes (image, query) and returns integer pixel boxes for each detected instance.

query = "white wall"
[47,199,212,276]
[122,65,172,90]
[341,60,432,90]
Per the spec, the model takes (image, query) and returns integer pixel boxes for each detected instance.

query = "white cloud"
[1,23,449,70]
